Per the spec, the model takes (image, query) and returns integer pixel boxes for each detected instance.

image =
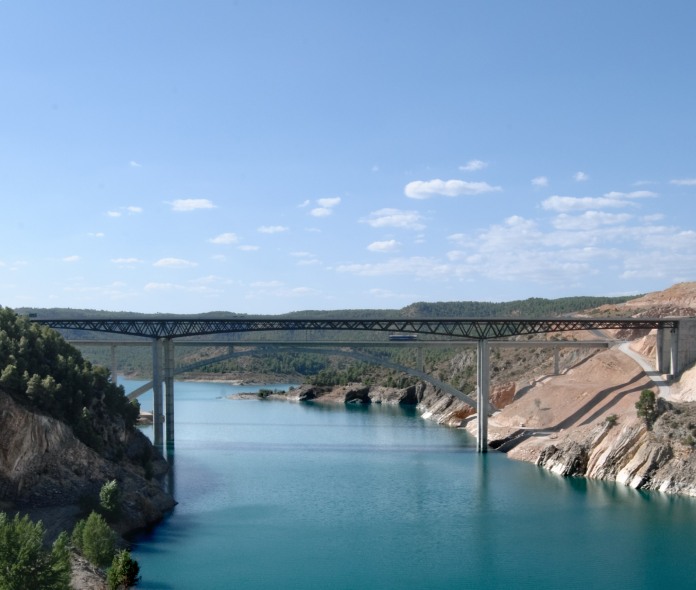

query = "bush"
[99,479,122,522]
[0,512,71,590]
[605,414,618,427]
[107,549,141,589]
[635,389,658,430]
[72,511,117,568]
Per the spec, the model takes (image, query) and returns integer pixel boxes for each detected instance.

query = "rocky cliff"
[0,388,175,536]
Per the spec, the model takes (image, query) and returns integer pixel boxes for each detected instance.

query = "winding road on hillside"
[617,342,672,400]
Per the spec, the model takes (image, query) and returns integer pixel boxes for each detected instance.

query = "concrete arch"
[127,346,478,409]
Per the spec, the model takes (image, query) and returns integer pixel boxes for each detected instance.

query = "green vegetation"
[605,414,618,428]
[71,512,117,568]
[0,307,139,450]
[99,480,122,522]
[636,389,658,430]
[0,513,71,590]
[107,549,140,590]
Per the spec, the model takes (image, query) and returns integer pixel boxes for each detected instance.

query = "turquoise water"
[126,380,696,589]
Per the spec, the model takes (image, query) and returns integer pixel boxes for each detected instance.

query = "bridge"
[34,316,689,452]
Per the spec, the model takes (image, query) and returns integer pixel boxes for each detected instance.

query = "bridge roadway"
[38,316,681,453]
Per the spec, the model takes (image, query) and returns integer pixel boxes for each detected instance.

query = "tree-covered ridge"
[0,307,139,450]
[400,295,639,318]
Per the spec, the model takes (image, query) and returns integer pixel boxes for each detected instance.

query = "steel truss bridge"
[35,316,682,452]
[33,316,677,340]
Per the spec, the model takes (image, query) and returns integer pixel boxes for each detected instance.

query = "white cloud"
[309,197,341,217]
[367,239,400,253]
[361,208,426,231]
[531,176,549,187]
[129,160,142,168]
[317,197,341,208]
[169,199,216,212]
[459,159,488,172]
[574,171,589,182]
[552,211,632,231]
[107,211,121,218]
[258,225,289,234]
[298,199,310,208]
[250,280,284,288]
[337,257,450,278]
[670,178,696,186]
[62,255,80,263]
[238,245,259,251]
[126,206,143,214]
[209,232,239,245]
[153,257,198,268]
[541,195,636,212]
[404,179,501,199]
[88,232,105,238]
[603,190,657,199]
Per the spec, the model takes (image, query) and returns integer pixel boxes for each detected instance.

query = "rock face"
[512,407,696,496]
[0,389,175,534]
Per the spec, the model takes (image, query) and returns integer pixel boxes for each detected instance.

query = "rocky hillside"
[278,283,696,497]
[0,307,175,536]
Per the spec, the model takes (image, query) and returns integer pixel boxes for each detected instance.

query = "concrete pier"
[476,339,490,453]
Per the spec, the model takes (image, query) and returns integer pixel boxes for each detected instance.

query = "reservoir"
[127,380,696,589]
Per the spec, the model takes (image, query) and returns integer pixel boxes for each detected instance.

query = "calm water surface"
[125,380,696,589]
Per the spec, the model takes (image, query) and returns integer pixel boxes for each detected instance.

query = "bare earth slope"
[478,282,696,496]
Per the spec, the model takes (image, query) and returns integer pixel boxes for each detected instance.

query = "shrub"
[0,513,71,590]
[99,479,122,522]
[635,389,658,430]
[605,414,618,428]
[72,511,117,568]
[107,549,141,589]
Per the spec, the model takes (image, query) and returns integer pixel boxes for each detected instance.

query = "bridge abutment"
[656,319,696,378]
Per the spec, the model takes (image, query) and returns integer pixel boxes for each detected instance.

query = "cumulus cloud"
[126,206,143,214]
[404,179,501,199]
[129,160,142,168]
[361,208,426,230]
[310,196,341,217]
[542,195,636,212]
[318,197,341,208]
[88,232,105,238]
[459,159,488,172]
[670,178,696,186]
[62,255,80,263]
[298,199,311,208]
[552,211,632,231]
[603,190,657,199]
[531,176,549,187]
[574,171,589,182]
[107,211,121,218]
[238,245,259,251]
[209,232,239,245]
[258,225,289,234]
[367,239,400,253]
[153,257,198,268]
[169,199,216,212]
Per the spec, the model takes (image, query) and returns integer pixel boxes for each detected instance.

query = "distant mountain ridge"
[14,294,639,321]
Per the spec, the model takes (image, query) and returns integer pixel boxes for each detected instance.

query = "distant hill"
[14,294,640,323]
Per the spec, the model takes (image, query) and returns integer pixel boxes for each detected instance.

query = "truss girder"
[34,317,677,340]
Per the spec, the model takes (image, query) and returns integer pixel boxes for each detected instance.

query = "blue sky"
[1,1,695,314]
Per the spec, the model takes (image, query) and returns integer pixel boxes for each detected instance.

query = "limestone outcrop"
[0,389,175,534]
